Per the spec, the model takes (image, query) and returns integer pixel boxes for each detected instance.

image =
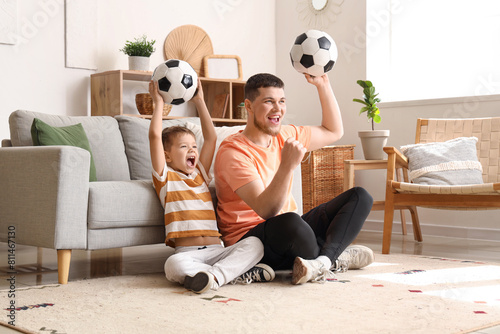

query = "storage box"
[301,145,355,213]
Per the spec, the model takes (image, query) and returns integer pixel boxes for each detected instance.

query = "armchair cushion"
[400,137,483,185]
[31,118,97,181]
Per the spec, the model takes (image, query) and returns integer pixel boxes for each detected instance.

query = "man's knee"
[256,212,319,268]
[351,186,374,206]
[269,212,317,254]
[268,212,309,236]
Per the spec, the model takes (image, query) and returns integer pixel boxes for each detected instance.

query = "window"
[366,0,500,102]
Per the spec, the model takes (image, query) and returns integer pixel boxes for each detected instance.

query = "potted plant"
[120,35,156,71]
[353,80,390,160]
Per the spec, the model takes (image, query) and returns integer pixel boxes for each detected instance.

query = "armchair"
[383,117,500,254]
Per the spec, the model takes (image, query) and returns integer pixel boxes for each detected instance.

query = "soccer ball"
[290,30,338,77]
[151,59,198,105]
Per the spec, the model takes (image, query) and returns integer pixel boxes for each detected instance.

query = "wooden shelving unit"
[90,70,247,125]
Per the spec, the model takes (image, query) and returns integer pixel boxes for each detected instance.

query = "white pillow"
[184,122,245,178]
[400,137,483,185]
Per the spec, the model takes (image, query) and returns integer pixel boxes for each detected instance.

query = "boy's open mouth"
[187,156,196,167]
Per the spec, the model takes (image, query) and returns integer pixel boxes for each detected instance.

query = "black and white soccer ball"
[151,59,198,105]
[290,29,338,77]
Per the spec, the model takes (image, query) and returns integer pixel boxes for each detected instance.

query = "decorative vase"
[128,56,150,71]
[358,130,390,160]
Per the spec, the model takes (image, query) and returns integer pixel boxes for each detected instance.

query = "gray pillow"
[400,137,483,185]
[115,116,200,180]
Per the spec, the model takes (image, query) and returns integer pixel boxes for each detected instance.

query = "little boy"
[148,79,274,294]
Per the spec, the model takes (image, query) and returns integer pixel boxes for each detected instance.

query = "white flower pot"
[358,130,390,160]
[128,56,150,71]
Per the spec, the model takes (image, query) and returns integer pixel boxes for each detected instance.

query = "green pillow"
[31,118,97,181]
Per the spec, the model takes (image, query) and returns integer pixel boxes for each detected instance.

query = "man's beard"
[253,113,281,137]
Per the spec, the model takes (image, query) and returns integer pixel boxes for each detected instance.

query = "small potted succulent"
[120,35,156,71]
[353,80,390,160]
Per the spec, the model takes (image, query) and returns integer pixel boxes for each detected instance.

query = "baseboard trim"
[363,219,500,242]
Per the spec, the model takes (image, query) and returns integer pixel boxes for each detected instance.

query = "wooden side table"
[343,159,409,235]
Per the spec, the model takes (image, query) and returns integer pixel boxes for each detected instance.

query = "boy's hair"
[244,73,284,102]
[161,126,196,150]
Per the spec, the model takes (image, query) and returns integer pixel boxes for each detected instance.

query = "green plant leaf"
[356,80,368,88]
[354,79,381,128]
[353,98,368,105]
[120,35,156,57]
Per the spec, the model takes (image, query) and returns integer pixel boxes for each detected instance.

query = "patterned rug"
[1,253,499,334]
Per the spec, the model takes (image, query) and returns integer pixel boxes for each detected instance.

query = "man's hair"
[161,126,196,150]
[244,73,284,102]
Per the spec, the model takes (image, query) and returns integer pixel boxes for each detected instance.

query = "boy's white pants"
[164,236,263,286]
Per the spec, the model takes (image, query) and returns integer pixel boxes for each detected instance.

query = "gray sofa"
[0,110,302,284]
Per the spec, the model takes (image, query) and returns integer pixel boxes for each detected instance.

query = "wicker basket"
[301,145,355,213]
[135,93,172,116]
[234,105,247,119]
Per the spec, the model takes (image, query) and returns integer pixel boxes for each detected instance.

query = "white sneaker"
[292,257,335,285]
[333,245,374,273]
[184,271,219,294]
[230,263,275,285]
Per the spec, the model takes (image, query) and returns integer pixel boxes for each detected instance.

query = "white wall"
[275,0,499,240]
[275,0,367,133]
[0,0,276,140]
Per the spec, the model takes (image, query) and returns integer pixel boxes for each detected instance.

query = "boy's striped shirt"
[152,163,220,247]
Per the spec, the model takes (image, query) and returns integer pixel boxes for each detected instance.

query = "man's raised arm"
[306,74,344,152]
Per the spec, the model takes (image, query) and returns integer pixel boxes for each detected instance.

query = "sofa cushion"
[87,180,164,229]
[9,110,130,181]
[31,118,97,181]
[115,115,201,180]
[87,226,166,250]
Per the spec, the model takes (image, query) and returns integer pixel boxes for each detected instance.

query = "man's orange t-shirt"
[214,125,311,246]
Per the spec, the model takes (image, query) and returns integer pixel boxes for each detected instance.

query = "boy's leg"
[207,236,264,286]
[165,239,264,288]
[164,246,215,284]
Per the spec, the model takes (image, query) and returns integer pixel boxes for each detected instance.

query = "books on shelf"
[211,93,229,118]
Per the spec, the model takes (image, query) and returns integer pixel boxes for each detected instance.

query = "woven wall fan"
[163,25,214,77]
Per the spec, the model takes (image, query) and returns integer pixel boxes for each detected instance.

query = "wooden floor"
[0,230,499,333]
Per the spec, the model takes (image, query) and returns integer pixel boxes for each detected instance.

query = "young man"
[215,73,374,284]
[148,79,274,293]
